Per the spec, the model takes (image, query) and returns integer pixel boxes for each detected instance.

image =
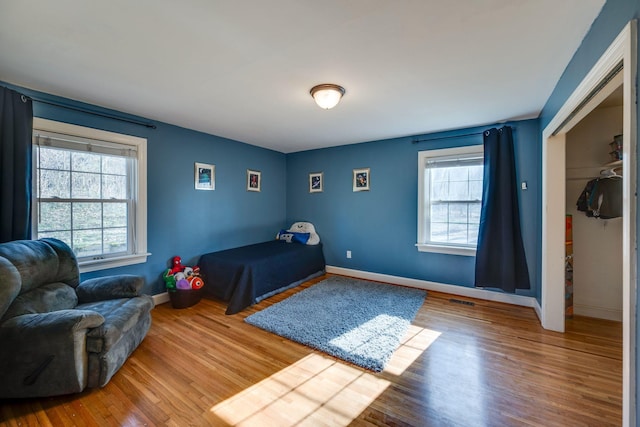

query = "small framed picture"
[309,172,323,193]
[353,168,370,192]
[195,162,215,190]
[247,169,261,192]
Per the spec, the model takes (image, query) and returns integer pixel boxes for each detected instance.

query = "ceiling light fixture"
[310,84,345,110]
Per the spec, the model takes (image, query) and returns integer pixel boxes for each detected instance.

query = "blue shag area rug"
[245,276,427,372]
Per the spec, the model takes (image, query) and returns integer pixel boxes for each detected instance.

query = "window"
[32,118,148,272]
[417,145,483,256]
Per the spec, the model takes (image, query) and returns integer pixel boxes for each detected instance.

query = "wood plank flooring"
[0,274,622,426]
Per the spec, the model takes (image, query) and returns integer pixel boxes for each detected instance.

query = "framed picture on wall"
[353,167,370,192]
[247,169,261,192]
[309,172,323,193]
[194,162,215,190]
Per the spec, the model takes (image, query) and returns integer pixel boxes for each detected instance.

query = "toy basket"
[168,288,203,309]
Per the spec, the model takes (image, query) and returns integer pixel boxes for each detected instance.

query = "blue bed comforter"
[198,240,326,314]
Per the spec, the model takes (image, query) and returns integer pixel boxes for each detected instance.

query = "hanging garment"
[576,176,622,219]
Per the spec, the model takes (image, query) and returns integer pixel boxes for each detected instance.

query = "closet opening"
[565,83,623,323]
[541,20,636,426]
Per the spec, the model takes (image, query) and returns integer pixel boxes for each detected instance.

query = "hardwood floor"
[0,274,622,426]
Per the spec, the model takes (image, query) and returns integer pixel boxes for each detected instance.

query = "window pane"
[39,202,71,231]
[39,147,70,170]
[73,230,102,257]
[72,172,100,199]
[423,154,483,248]
[431,180,448,201]
[40,170,70,198]
[469,180,483,200]
[104,203,127,227]
[102,156,127,175]
[102,175,127,199]
[469,203,481,224]
[73,203,102,229]
[448,223,468,243]
[449,204,468,224]
[468,165,483,181]
[430,222,448,243]
[468,227,479,245]
[431,168,448,182]
[72,152,101,173]
[38,230,71,243]
[104,228,127,254]
[448,167,468,181]
[448,181,469,201]
[431,203,448,223]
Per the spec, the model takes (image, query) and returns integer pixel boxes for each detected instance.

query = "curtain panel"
[0,86,33,242]
[474,126,530,292]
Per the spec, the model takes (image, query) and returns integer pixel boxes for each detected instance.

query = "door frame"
[541,20,636,426]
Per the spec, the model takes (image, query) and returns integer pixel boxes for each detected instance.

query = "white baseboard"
[533,299,542,322]
[152,268,541,312]
[152,292,170,306]
[326,266,538,309]
[573,303,622,322]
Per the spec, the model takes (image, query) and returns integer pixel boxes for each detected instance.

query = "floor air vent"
[449,298,475,306]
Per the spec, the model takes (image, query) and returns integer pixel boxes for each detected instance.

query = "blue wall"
[1,0,636,415]
[539,0,639,419]
[1,83,288,295]
[287,119,540,296]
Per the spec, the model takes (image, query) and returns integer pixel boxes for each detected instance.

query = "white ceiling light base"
[310,84,345,109]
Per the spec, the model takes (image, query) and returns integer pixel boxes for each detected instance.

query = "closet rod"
[30,97,157,129]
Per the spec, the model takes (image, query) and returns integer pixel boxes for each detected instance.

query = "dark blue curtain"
[474,126,530,292]
[0,87,33,243]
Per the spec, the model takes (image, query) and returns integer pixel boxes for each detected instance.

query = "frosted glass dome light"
[310,84,345,109]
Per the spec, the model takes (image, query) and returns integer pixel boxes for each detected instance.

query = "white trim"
[32,118,149,272]
[541,21,636,427]
[415,243,476,256]
[33,118,147,146]
[417,145,484,255]
[79,253,151,273]
[326,266,538,309]
[152,292,170,306]
[533,299,542,322]
[573,304,623,322]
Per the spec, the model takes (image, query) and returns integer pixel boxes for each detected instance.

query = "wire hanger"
[599,167,622,178]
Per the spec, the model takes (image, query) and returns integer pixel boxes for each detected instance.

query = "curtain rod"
[30,97,157,129]
[412,126,516,144]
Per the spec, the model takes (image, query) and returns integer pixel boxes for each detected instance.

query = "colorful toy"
[189,276,204,289]
[174,272,191,289]
[164,256,204,293]
[162,269,176,290]
[169,256,185,275]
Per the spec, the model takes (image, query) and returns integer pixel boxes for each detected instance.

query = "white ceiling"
[0,1,605,153]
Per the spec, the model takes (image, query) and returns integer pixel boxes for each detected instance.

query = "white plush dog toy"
[279,221,320,245]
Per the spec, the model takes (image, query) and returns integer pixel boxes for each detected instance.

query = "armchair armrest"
[76,274,145,303]
[0,310,105,398]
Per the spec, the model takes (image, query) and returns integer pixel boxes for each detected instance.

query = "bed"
[198,240,326,314]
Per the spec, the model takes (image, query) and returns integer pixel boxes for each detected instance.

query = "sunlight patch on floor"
[383,325,441,376]
[210,353,390,426]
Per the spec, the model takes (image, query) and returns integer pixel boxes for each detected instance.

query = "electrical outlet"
[346,250,352,259]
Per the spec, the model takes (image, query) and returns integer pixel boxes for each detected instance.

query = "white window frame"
[32,118,149,273]
[416,145,483,256]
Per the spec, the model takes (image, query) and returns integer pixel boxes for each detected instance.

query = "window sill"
[79,253,151,273]
[415,243,476,257]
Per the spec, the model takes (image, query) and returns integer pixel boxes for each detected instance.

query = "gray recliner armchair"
[0,238,154,398]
